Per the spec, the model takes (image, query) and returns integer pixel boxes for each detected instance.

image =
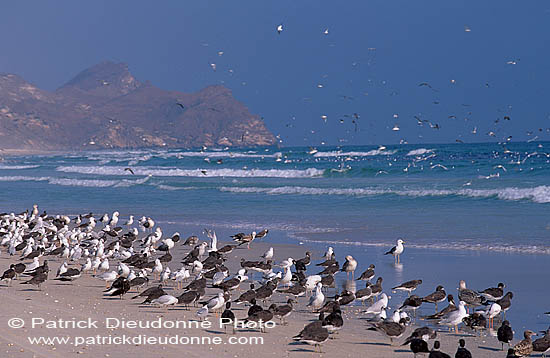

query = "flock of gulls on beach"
[1,205,549,357]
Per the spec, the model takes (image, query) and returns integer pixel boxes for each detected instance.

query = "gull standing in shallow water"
[458,280,485,312]
[341,255,357,279]
[393,279,423,296]
[385,238,405,263]
[422,285,446,311]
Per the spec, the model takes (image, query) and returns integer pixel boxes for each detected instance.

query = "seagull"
[293,321,329,353]
[21,272,47,290]
[425,294,456,320]
[204,292,225,314]
[393,279,423,296]
[438,301,468,333]
[255,229,269,239]
[55,268,81,281]
[485,302,502,328]
[1,265,16,286]
[364,293,389,315]
[356,264,375,281]
[399,295,423,316]
[422,285,446,311]
[402,326,437,345]
[496,292,514,317]
[196,305,209,321]
[323,247,334,260]
[458,280,485,311]
[513,330,536,357]
[307,283,325,311]
[478,282,505,301]
[385,238,405,263]
[498,320,514,350]
[367,318,409,344]
[277,23,283,34]
[221,302,236,333]
[261,247,274,260]
[204,229,218,252]
[341,255,357,279]
[532,327,550,357]
[96,271,117,288]
[278,258,294,270]
[355,284,373,305]
[462,313,487,334]
[418,82,435,89]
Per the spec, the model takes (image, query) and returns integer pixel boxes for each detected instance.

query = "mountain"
[0,62,276,150]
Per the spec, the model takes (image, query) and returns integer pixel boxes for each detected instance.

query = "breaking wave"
[218,185,550,203]
[0,175,150,188]
[313,149,397,157]
[56,166,324,178]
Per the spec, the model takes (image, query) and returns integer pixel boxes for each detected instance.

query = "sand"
[0,240,513,358]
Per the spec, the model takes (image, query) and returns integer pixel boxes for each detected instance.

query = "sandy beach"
[0,237,519,358]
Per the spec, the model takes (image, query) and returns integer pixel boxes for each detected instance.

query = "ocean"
[1,142,549,254]
[1,142,550,332]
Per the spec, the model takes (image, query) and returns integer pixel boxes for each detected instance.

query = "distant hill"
[0,62,276,150]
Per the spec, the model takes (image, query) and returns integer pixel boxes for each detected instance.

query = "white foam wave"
[313,149,397,157]
[56,166,324,178]
[219,185,550,203]
[406,148,433,156]
[0,175,49,182]
[48,178,119,187]
[0,164,40,169]
[0,175,150,188]
[170,151,276,159]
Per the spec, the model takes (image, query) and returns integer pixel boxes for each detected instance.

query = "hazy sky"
[2,1,550,146]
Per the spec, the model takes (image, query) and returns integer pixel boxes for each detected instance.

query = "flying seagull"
[124,168,135,175]
[277,24,283,34]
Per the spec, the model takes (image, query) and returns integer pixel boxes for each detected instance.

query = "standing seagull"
[393,279,423,296]
[357,264,375,281]
[498,320,514,350]
[307,283,325,311]
[533,327,550,357]
[438,301,468,333]
[513,330,536,357]
[422,285,446,311]
[385,238,405,263]
[261,247,274,261]
[341,255,357,279]
[204,229,218,252]
[323,247,334,260]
